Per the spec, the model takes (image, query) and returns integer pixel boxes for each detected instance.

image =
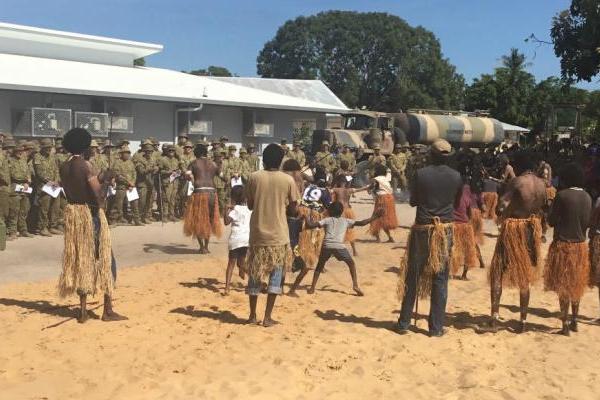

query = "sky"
[2,0,597,90]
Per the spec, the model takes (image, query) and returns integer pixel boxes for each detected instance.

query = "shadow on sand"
[170,305,247,325]
[143,243,199,255]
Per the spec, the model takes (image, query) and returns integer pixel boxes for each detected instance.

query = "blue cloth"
[247,266,284,296]
[397,228,452,335]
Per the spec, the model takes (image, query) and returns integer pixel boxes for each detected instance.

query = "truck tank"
[396,113,504,145]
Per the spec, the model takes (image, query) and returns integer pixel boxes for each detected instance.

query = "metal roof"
[0,22,162,67]
[209,77,347,110]
[0,53,349,113]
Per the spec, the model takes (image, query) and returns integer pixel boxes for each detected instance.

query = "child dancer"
[368,164,398,242]
[331,174,370,256]
[304,201,383,296]
[223,185,251,295]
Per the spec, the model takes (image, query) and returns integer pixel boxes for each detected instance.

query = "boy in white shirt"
[223,185,251,295]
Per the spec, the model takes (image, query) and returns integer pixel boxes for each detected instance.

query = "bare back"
[501,173,546,218]
[189,158,218,189]
[332,187,352,209]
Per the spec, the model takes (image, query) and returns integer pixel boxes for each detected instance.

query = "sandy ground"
[1,195,600,399]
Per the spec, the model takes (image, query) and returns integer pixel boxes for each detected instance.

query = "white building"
[0,22,348,151]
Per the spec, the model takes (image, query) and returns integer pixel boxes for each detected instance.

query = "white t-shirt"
[228,205,252,250]
[375,175,393,195]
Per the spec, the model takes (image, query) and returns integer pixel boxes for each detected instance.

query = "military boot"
[39,228,52,237]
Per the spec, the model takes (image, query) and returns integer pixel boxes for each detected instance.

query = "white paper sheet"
[107,186,116,198]
[230,177,243,187]
[186,181,193,196]
[42,183,62,198]
[169,171,181,183]
[126,188,139,202]
[14,184,33,194]
[345,175,353,182]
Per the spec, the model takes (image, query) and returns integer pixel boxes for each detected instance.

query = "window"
[253,123,274,136]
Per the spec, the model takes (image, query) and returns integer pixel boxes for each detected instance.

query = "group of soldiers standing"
[0,132,270,249]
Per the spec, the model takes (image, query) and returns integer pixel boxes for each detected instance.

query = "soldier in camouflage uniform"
[212,150,228,216]
[367,144,387,178]
[338,144,356,174]
[246,144,260,173]
[224,145,246,185]
[177,142,195,218]
[0,138,12,248]
[7,145,33,239]
[238,147,251,182]
[159,144,180,222]
[175,133,189,159]
[315,141,337,174]
[54,141,69,231]
[406,144,428,188]
[88,140,108,175]
[33,138,61,236]
[288,141,306,167]
[387,143,409,193]
[111,146,142,226]
[135,140,158,224]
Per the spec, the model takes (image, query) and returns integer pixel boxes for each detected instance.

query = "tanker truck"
[311,109,504,157]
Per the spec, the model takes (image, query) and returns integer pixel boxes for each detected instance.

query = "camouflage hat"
[401,143,410,148]
[165,144,176,151]
[89,140,99,148]
[3,139,16,149]
[14,145,25,152]
[239,147,247,154]
[219,136,229,142]
[293,141,301,146]
[228,145,237,151]
[24,141,36,150]
[40,138,54,148]
[322,141,330,146]
[119,145,131,154]
[218,149,227,155]
[247,143,255,149]
[118,139,130,147]
[148,137,158,145]
[177,132,189,138]
[17,139,27,146]
[372,143,381,150]
[394,143,402,149]
[431,139,452,155]
[142,142,154,151]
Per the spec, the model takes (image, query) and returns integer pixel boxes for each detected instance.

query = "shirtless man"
[482,152,546,333]
[58,128,127,323]
[183,144,223,254]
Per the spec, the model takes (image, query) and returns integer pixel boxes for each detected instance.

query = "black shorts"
[229,247,248,259]
[315,247,353,272]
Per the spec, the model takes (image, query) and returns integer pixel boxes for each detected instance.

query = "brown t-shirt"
[60,156,97,206]
[246,170,299,246]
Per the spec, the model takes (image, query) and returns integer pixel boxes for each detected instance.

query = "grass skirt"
[589,235,600,287]
[297,206,324,269]
[470,207,484,244]
[397,218,453,300]
[247,244,292,281]
[450,222,479,275]
[544,240,589,301]
[58,205,113,298]
[183,192,223,240]
[482,192,498,222]
[343,207,356,243]
[489,216,542,289]
[369,194,397,236]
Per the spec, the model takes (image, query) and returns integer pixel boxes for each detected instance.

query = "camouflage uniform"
[387,149,408,192]
[0,147,10,245]
[238,148,252,182]
[338,151,356,173]
[177,148,195,217]
[315,151,337,173]
[288,148,306,167]
[7,149,32,237]
[406,146,428,188]
[89,140,109,175]
[367,153,387,177]
[54,149,69,229]
[111,148,141,225]
[246,148,260,173]
[33,140,60,235]
[135,145,158,224]
[159,146,180,221]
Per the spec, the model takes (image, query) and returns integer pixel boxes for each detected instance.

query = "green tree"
[257,11,465,111]
[187,66,233,77]
[551,0,600,82]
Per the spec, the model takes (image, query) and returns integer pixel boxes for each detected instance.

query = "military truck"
[312,109,504,157]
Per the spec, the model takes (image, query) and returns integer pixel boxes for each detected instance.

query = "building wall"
[0,89,331,153]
